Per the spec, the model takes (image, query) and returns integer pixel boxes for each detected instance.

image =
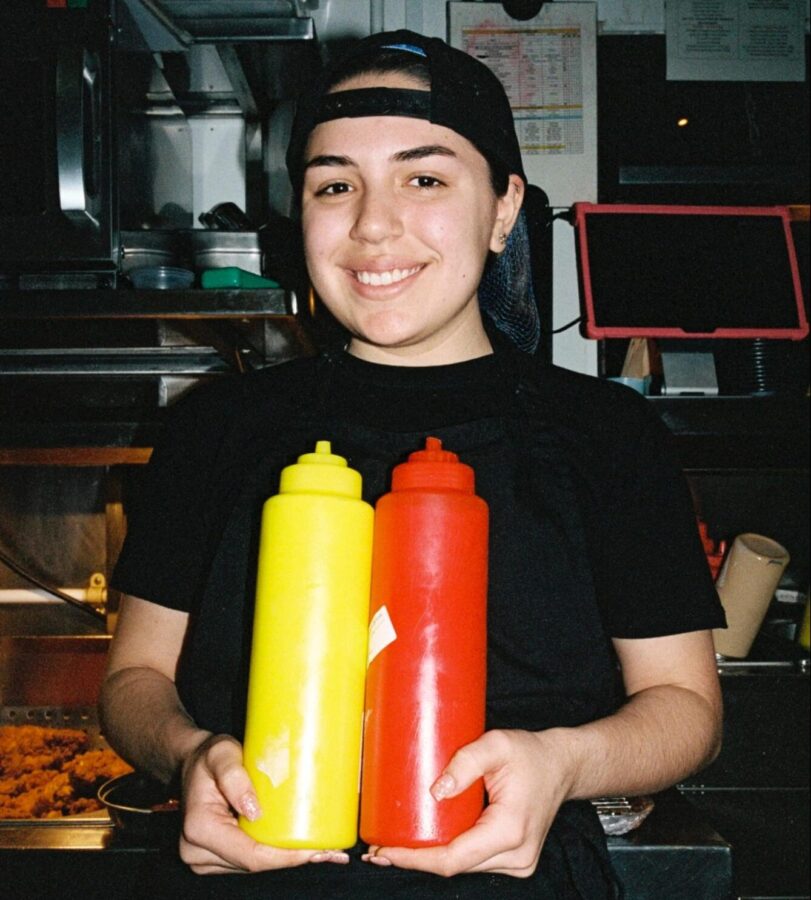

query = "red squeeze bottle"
[360,437,488,848]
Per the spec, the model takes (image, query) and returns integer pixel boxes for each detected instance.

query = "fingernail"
[241,794,261,821]
[369,855,392,867]
[431,773,455,800]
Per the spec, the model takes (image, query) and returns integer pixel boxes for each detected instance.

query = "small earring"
[498,232,508,245]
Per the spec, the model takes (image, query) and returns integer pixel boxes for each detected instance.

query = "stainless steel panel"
[117,56,193,232]
[56,47,103,227]
[0,288,288,319]
[0,637,110,707]
[0,347,230,376]
[0,5,116,275]
[121,0,314,46]
[191,230,262,274]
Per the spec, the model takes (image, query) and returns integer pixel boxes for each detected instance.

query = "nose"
[349,186,403,244]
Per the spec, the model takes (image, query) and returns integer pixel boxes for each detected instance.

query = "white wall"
[185,46,246,222]
[552,216,594,373]
[188,116,246,223]
[310,0,447,41]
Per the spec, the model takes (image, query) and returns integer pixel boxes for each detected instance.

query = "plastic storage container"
[128,265,194,290]
[200,267,279,289]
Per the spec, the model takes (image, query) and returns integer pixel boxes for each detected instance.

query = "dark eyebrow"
[304,145,457,172]
[392,145,457,163]
[304,154,356,171]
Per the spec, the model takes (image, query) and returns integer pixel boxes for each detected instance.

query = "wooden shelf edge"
[0,448,153,466]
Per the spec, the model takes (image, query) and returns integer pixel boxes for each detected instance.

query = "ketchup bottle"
[240,441,374,848]
[360,437,488,847]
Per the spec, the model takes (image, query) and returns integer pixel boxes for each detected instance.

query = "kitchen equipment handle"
[0,546,106,624]
[56,46,101,227]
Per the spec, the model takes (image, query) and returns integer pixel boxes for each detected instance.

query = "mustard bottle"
[240,441,374,848]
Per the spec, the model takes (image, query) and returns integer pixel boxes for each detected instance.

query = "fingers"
[187,733,261,822]
[365,729,555,879]
[179,733,347,874]
[365,815,542,879]
[180,819,315,874]
[186,851,350,876]
[430,729,513,800]
[365,805,515,877]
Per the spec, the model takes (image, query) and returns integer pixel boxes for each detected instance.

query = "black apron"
[175,348,623,899]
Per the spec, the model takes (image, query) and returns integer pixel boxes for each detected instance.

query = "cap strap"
[314,87,432,126]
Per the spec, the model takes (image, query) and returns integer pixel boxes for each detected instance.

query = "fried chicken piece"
[0,725,88,776]
[63,747,133,781]
[0,768,53,798]
[0,725,131,819]
[0,772,70,819]
[65,748,133,796]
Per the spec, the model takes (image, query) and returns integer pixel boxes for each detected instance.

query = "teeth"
[355,265,421,286]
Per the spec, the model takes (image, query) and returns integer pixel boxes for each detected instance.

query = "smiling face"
[300,73,523,365]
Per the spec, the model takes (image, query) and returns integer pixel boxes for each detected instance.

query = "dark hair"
[322,49,511,197]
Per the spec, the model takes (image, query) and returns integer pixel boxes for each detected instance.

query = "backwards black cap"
[286,29,526,193]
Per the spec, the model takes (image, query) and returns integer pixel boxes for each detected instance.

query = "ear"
[488,175,525,254]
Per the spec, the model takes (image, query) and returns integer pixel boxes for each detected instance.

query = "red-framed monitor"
[574,204,809,341]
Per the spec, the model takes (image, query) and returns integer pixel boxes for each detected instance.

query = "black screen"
[583,212,802,333]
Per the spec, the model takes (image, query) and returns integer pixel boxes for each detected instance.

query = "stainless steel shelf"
[0,420,161,454]
[646,395,810,470]
[0,289,289,320]
[119,0,314,49]
[0,347,230,377]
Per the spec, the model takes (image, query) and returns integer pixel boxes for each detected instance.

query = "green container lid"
[200,267,280,289]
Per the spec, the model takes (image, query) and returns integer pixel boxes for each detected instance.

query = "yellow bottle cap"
[278,441,363,498]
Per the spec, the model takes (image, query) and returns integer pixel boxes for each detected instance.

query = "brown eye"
[409,175,444,189]
[316,181,353,196]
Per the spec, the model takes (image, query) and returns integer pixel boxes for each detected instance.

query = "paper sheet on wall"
[665,0,806,81]
[597,0,665,34]
[448,2,597,206]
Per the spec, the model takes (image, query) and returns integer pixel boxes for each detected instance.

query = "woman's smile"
[346,258,428,299]
[352,264,424,287]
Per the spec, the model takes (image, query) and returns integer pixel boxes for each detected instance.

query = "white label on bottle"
[256,730,290,788]
[367,604,397,667]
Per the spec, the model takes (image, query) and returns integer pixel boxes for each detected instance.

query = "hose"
[0,546,106,624]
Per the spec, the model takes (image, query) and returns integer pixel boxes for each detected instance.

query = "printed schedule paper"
[448,2,598,206]
[666,0,806,82]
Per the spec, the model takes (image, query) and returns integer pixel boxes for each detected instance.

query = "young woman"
[101,30,725,898]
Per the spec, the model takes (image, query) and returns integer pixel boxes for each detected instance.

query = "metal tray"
[0,705,113,826]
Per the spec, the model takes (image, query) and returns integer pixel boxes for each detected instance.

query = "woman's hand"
[179,733,349,874]
[362,633,724,880]
[362,728,574,878]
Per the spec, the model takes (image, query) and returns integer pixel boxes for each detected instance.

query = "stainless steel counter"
[0,791,734,900]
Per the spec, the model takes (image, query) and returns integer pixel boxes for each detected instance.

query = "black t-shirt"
[111,334,724,898]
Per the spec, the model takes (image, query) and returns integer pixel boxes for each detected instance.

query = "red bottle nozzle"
[392,436,474,493]
[408,436,459,464]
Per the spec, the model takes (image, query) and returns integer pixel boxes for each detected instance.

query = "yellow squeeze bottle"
[240,441,373,848]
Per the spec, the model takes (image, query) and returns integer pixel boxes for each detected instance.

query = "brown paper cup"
[713,533,790,658]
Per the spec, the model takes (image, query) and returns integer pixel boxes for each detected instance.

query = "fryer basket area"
[0,704,117,827]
